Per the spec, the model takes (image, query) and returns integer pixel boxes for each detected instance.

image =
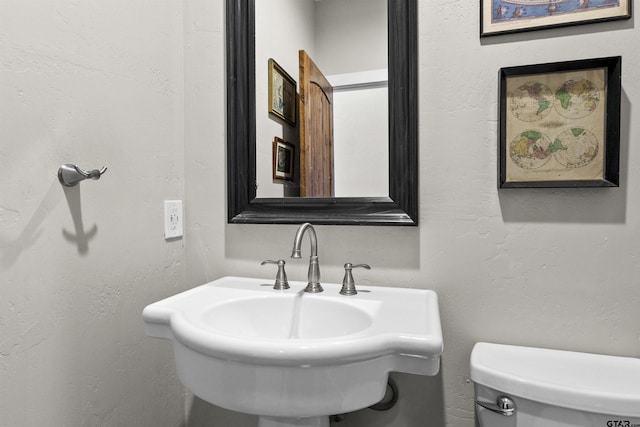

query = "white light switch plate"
[164,200,183,239]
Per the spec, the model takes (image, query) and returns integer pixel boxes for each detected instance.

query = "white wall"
[0,0,186,425]
[333,86,388,197]
[314,0,387,75]
[186,1,640,427]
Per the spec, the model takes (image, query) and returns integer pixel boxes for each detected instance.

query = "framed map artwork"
[498,56,621,188]
[481,0,631,37]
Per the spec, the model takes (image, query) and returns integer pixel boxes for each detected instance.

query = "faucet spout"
[291,223,322,293]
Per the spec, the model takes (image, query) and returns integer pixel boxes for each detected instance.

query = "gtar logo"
[606,421,638,427]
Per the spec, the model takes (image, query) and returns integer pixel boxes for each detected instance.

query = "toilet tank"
[470,343,640,427]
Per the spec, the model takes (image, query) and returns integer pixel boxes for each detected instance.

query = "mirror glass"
[255,0,388,198]
[226,0,418,226]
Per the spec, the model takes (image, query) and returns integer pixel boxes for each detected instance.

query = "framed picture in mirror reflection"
[273,137,295,182]
[268,59,297,126]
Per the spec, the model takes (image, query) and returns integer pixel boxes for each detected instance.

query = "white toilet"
[471,342,640,427]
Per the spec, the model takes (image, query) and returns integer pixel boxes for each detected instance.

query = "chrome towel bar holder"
[58,164,108,187]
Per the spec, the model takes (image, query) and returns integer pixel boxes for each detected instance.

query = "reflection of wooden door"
[299,50,334,197]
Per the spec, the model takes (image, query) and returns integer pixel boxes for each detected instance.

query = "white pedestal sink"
[143,277,443,427]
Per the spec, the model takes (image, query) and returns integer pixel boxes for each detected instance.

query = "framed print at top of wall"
[481,0,631,37]
[268,59,297,126]
[499,56,621,188]
[273,137,295,181]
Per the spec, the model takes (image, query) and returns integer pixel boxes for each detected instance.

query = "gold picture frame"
[268,59,297,126]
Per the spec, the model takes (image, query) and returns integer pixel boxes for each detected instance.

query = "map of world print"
[508,77,602,171]
[509,128,599,171]
[500,58,619,187]
[553,128,599,168]
[510,82,554,122]
[509,130,554,170]
[553,79,600,120]
[511,79,600,123]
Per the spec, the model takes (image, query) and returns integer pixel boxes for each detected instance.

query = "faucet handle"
[261,259,290,290]
[340,263,371,296]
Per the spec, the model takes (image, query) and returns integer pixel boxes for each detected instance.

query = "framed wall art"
[481,0,631,37]
[272,137,295,181]
[268,59,297,126]
[499,56,621,188]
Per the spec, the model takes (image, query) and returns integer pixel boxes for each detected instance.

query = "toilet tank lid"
[470,342,640,418]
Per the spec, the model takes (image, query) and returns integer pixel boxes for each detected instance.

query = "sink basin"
[198,294,374,340]
[143,276,443,425]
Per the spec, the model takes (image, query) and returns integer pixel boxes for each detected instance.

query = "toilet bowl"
[470,342,640,427]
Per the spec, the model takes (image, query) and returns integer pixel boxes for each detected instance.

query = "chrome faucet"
[291,223,323,293]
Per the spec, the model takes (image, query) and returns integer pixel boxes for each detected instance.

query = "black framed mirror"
[227,0,418,225]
